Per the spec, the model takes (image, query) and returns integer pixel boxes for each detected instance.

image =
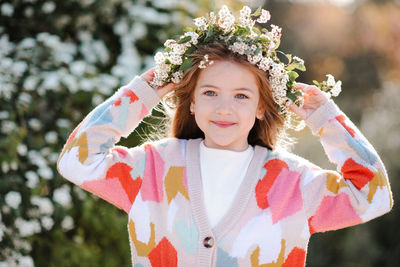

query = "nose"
[215,96,233,115]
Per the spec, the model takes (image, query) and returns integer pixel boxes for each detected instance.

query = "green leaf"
[258,36,269,43]
[288,71,299,81]
[179,57,193,71]
[296,63,306,71]
[165,59,171,64]
[252,27,261,35]
[205,26,214,42]
[184,26,194,32]
[285,65,295,72]
[286,54,292,63]
[286,62,306,72]
[312,80,320,87]
[177,36,192,44]
[185,46,196,55]
[286,90,298,102]
[252,6,262,17]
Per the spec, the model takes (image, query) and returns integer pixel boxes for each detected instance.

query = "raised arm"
[291,84,393,233]
[57,72,171,213]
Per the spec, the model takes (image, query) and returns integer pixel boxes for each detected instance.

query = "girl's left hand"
[288,82,330,120]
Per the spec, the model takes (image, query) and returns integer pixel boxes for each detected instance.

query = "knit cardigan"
[57,75,393,267]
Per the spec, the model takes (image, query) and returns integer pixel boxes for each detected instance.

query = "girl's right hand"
[140,67,177,99]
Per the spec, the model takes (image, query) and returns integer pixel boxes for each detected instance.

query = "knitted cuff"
[305,99,342,135]
[125,75,161,111]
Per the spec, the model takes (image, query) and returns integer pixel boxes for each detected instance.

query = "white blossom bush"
[0,0,197,265]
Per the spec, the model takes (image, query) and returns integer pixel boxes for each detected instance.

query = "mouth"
[212,121,236,128]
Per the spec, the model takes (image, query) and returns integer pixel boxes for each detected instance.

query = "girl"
[57,5,393,267]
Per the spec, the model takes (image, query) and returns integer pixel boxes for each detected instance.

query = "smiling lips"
[212,121,236,128]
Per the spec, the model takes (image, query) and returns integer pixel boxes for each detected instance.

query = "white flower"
[53,185,72,207]
[183,31,199,45]
[17,144,28,156]
[247,53,263,65]
[38,166,53,180]
[171,43,186,55]
[1,120,16,134]
[257,9,271,24]
[15,218,41,237]
[168,53,182,65]
[12,61,28,77]
[293,56,304,65]
[113,20,129,35]
[42,2,56,13]
[28,118,42,131]
[326,74,336,87]
[238,6,253,28]
[41,146,52,157]
[61,216,74,231]
[193,16,207,31]
[41,216,54,230]
[70,60,86,76]
[164,39,176,48]
[1,162,9,173]
[1,3,14,16]
[5,191,21,209]
[228,41,248,55]
[331,80,342,97]
[45,131,58,144]
[18,256,35,267]
[198,54,214,69]
[0,227,3,242]
[270,24,282,46]
[171,71,183,83]
[154,52,167,64]
[10,161,17,170]
[257,57,273,72]
[24,76,40,91]
[217,5,235,33]
[208,11,216,25]
[31,196,54,215]
[239,6,251,17]
[56,118,71,129]
[0,111,9,119]
[25,171,39,188]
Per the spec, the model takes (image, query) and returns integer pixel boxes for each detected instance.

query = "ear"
[190,101,195,113]
[256,105,264,120]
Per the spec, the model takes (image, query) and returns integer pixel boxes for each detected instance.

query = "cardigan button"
[203,236,214,248]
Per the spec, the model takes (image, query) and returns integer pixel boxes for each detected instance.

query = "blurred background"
[0,0,399,266]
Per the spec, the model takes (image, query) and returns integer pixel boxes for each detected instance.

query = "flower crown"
[150,5,341,115]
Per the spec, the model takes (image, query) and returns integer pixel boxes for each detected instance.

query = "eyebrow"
[199,84,255,92]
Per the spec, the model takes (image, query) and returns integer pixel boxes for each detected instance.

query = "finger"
[288,103,306,120]
[158,83,176,96]
[296,83,318,93]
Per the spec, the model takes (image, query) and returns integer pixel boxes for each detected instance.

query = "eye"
[203,90,216,96]
[236,93,249,99]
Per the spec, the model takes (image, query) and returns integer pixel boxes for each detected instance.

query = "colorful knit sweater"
[57,75,393,267]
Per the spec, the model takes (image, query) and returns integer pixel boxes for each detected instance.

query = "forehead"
[196,60,259,92]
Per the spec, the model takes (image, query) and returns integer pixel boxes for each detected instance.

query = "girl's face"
[190,60,264,151]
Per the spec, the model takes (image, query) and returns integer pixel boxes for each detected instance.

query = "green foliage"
[0,0,194,265]
[179,57,194,71]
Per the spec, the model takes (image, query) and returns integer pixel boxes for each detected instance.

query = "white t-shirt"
[199,140,254,228]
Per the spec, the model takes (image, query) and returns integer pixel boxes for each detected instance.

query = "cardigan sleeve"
[57,75,161,214]
[302,99,393,234]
